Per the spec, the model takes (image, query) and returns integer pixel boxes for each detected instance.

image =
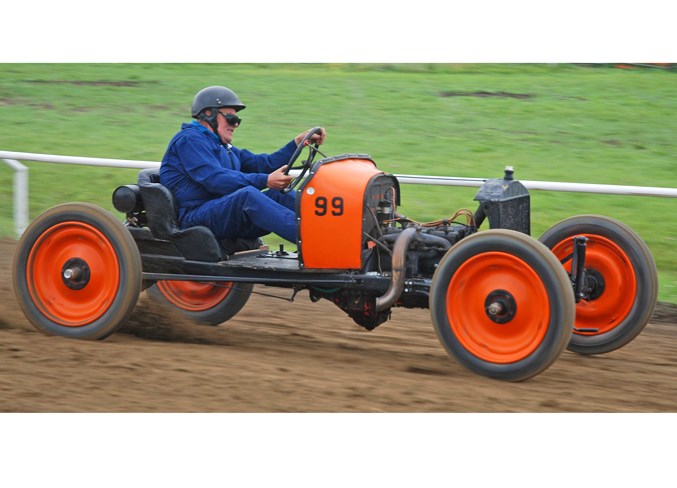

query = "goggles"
[218,112,242,126]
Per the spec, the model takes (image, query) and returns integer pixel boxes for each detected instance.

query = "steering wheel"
[281,126,324,194]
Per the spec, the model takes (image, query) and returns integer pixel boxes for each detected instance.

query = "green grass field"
[1,63,676,301]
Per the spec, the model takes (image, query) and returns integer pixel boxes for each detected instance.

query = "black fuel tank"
[474,166,530,235]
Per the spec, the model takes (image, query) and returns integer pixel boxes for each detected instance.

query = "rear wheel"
[13,203,142,340]
[539,215,658,355]
[430,229,575,381]
[146,280,253,326]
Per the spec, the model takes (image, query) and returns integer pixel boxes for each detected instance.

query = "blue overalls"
[160,122,298,243]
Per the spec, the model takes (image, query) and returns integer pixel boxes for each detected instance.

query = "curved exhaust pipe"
[375,226,418,312]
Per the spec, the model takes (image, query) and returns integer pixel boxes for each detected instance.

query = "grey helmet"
[191,86,246,118]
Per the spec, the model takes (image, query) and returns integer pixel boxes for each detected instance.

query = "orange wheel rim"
[157,281,232,312]
[551,234,635,335]
[446,252,550,364]
[26,222,120,327]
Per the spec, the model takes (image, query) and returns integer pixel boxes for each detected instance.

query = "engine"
[299,154,478,329]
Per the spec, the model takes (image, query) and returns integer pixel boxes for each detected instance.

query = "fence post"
[2,159,28,237]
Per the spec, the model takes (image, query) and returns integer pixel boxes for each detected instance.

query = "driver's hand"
[267,165,294,190]
[294,127,327,146]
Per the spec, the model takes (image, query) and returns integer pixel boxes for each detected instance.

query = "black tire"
[539,214,658,355]
[13,203,142,340]
[145,280,253,326]
[430,229,575,382]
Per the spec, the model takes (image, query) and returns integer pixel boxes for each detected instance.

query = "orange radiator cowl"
[296,155,397,270]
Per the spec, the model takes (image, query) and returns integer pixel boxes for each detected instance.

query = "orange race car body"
[297,155,399,270]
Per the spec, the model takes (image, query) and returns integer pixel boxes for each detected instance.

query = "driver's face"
[215,107,239,145]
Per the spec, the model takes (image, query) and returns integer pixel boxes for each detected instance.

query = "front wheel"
[13,203,142,340]
[430,229,575,382]
[539,215,658,355]
[145,280,253,326]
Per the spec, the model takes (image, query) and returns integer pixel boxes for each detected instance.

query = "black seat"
[137,169,178,241]
[137,168,161,185]
[136,169,263,260]
[137,168,224,261]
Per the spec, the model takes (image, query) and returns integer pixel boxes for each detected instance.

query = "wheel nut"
[63,268,80,280]
[487,302,504,316]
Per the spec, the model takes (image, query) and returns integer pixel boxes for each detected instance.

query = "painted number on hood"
[314,196,344,216]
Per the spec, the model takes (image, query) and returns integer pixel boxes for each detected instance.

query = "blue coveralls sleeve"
[174,134,269,193]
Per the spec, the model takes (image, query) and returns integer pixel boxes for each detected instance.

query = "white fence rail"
[3,150,677,238]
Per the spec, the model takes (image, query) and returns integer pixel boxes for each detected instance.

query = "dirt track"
[2,238,677,412]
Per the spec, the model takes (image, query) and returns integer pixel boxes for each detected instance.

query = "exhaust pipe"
[375,226,417,312]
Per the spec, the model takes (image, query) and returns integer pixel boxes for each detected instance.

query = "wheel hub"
[584,268,606,300]
[61,258,91,290]
[484,289,517,324]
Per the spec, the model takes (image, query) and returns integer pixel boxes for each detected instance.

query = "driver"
[159,85,326,247]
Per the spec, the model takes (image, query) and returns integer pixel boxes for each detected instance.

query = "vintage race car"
[12,128,658,381]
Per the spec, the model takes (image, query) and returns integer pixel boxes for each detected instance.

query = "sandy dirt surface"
[2,237,677,413]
